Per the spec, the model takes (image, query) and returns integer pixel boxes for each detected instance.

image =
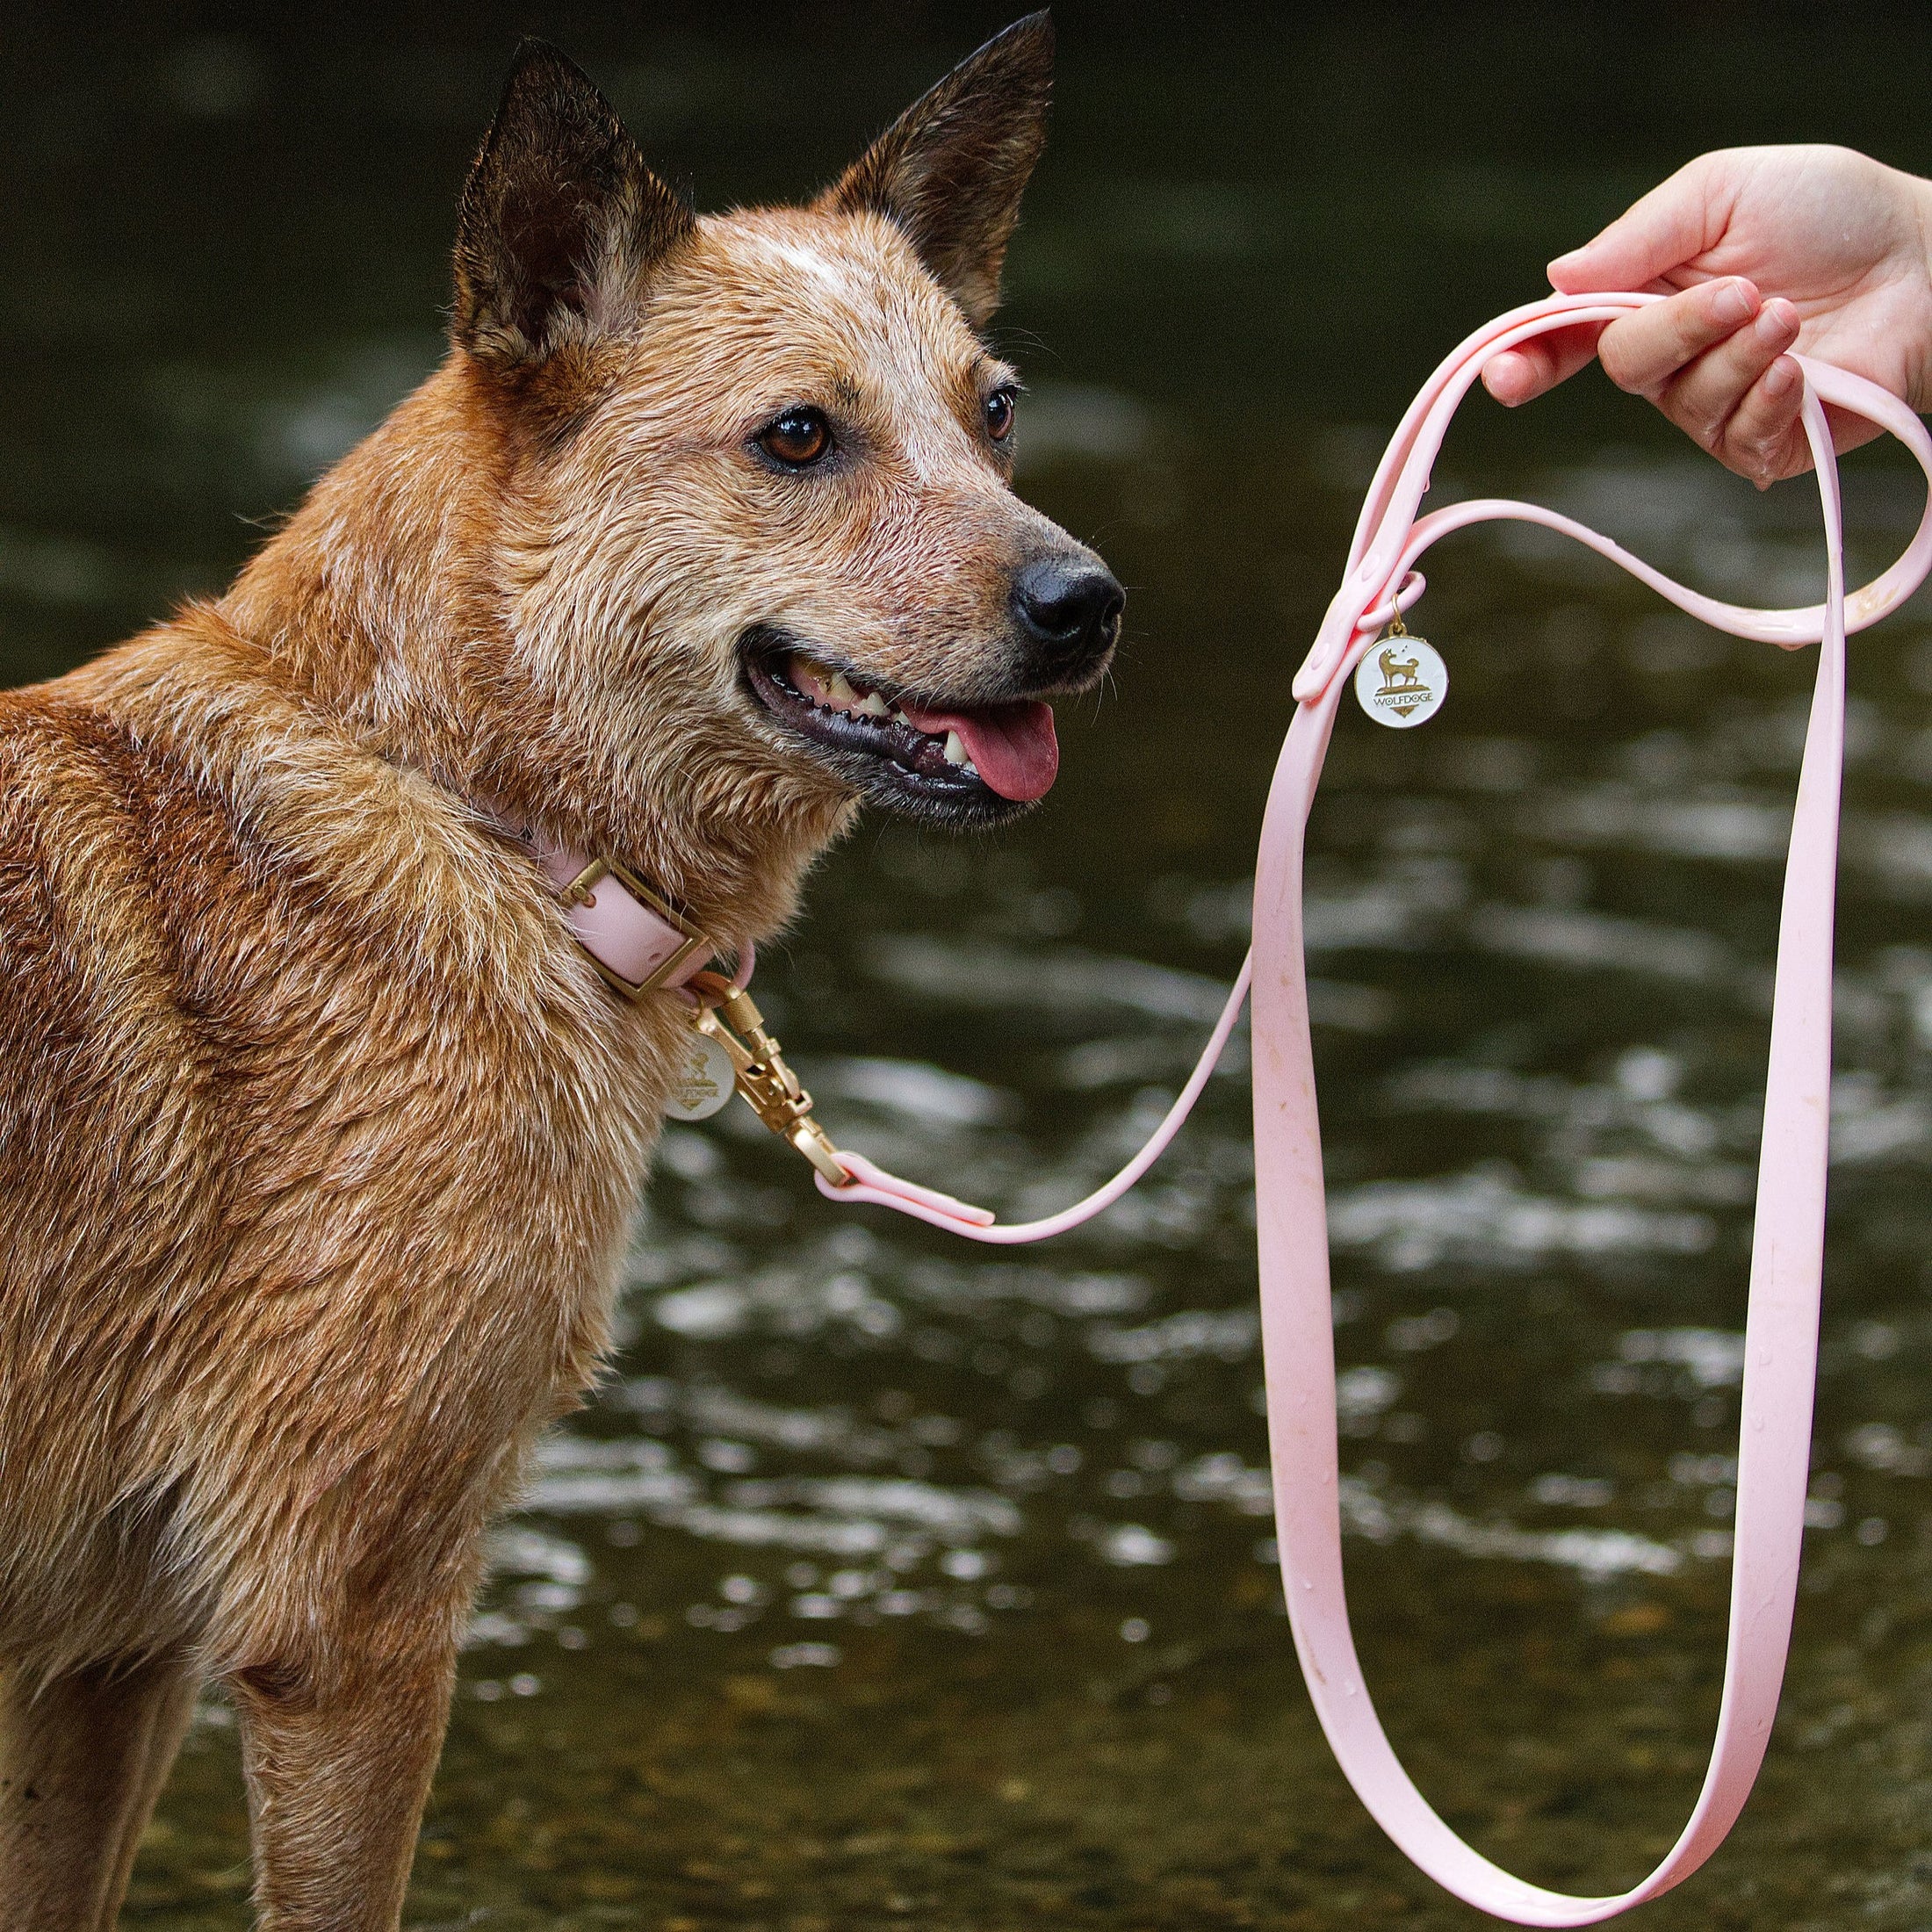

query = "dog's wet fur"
[0,18,1118,1925]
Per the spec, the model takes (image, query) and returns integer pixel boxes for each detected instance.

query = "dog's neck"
[220,357,853,948]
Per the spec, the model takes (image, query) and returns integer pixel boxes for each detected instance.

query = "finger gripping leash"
[761,293,1932,1920]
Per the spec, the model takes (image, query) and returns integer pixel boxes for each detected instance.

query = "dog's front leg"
[0,1650,201,1932]
[233,1625,458,1932]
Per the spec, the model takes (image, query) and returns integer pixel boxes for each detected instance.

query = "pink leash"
[803,294,1932,1917]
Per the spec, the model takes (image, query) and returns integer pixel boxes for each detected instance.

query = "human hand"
[1481,145,1932,485]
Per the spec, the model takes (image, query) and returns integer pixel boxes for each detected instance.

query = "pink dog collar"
[799,295,1932,1920]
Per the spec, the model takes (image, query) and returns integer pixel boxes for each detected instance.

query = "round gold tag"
[1354,635,1447,728]
[665,1027,735,1122]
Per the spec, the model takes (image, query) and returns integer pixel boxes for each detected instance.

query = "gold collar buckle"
[560,854,713,999]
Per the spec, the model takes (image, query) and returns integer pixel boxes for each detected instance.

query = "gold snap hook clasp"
[683,970,849,1184]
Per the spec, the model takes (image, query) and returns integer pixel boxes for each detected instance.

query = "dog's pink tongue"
[899,699,1059,801]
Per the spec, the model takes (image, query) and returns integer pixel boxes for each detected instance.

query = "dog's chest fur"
[0,613,682,1673]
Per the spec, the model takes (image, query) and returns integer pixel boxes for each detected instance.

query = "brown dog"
[0,17,1120,1927]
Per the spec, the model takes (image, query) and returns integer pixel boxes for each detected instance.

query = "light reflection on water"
[11,11,1932,1929]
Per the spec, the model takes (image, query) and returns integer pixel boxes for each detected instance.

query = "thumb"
[1548,157,1725,295]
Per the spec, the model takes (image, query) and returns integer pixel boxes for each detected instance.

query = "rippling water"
[12,10,1932,1928]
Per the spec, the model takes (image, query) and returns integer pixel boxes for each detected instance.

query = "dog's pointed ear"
[818,12,1053,329]
[453,40,696,366]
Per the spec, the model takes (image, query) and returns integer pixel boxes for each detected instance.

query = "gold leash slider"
[685,971,849,1185]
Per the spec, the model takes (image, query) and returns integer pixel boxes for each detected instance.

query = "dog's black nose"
[1012,558,1124,666]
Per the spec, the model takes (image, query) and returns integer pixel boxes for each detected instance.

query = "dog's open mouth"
[742,632,1060,821]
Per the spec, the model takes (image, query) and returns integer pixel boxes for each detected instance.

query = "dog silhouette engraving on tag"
[1354,633,1446,728]
[666,1027,736,1121]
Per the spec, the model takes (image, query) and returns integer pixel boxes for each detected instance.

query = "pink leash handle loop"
[1254,298,1932,1923]
[808,292,1932,1920]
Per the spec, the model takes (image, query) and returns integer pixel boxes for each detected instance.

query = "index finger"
[1547,155,1728,294]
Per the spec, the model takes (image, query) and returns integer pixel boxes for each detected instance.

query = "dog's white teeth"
[856,690,890,717]
[942,730,970,767]
[825,672,858,707]
[890,708,911,726]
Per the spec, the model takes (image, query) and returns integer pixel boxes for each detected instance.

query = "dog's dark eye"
[984,387,1017,443]
[759,407,833,469]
